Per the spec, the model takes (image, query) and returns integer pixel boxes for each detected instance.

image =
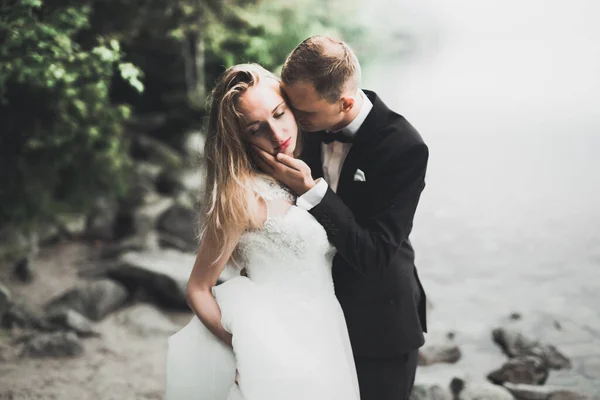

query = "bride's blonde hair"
[201,63,301,261]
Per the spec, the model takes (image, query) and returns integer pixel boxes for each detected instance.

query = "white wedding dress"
[165,176,360,400]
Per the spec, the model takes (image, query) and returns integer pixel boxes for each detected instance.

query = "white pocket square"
[353,169,366,182]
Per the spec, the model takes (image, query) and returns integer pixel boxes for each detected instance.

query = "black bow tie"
[321,132,353,144]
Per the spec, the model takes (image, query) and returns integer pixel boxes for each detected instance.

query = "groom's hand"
[253,146,315,195]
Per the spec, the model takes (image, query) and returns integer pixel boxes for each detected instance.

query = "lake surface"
[360,0,600,393]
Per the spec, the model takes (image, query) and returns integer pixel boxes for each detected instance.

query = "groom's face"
[282,81,344,133]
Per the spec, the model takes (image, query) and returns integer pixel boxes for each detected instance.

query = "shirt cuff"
[296,178,328,211]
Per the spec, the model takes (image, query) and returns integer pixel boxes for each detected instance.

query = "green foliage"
[0,0,372,232]
[0,0,142,228]
[202,0,369,83]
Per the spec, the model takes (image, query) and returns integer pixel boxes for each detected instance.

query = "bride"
[165,64,360,400]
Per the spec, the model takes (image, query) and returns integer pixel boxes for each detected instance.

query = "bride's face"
[238,79,298,157]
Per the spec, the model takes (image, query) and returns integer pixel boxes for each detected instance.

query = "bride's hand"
[223,332,233,347]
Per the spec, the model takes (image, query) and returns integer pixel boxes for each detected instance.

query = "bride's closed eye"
[274,108,286,119]
[247,122,263,136]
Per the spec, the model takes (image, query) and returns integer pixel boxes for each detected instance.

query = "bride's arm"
[185,228,244,347]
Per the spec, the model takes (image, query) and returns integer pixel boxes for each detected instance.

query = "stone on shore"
[450,377,515,400]
[503,382,589,400]
[19,331,84,358]
[0,283,10,324]
[492,328,572,369]
[410,383,451,400]
[45,279,129,321]
[46,308,100,338]
[419,342,462,366]
[109,250,195,309]
[487,355,549,385]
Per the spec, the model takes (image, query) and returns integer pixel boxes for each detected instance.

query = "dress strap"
[251,175,296,203]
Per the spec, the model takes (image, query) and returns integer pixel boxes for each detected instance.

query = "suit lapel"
[301,131,324,180]
[299,91,388,198]
[336,91,387,198]
[336,145,361,199]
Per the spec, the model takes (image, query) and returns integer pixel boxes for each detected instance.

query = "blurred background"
[1,0,599,398]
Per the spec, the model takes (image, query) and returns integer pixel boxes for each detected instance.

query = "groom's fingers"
[252,147,314,194]
[253,146,277,165]
[254,156,272,173]
[252,146,277,171]
[254,146,300,174]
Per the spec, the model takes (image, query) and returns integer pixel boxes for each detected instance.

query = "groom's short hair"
[281,35,360,103]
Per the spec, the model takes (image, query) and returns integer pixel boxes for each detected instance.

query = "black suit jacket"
[301,90,428,358]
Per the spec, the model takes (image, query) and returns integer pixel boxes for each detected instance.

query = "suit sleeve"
[309,142,428,277]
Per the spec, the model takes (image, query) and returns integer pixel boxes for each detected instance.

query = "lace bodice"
[233,176,336,294]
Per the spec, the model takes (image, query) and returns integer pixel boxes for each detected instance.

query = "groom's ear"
[340,96,355,113]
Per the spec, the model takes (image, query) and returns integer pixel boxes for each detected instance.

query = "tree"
[0,0,142,229]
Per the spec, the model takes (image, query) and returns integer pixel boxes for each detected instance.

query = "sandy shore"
[0,242,191,400]
[1,241,599,399]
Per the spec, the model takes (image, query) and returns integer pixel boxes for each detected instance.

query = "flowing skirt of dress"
[165,276,359,400]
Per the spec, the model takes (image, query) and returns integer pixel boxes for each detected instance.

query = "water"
[360,0,600,393]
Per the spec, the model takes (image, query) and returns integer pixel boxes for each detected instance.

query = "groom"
[256,35,428,399]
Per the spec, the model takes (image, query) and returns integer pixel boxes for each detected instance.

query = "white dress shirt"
[296,90,373,211]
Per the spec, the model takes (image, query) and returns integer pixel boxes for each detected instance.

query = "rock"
[13,255,35,283]
[111,193,174,252]
[410,383,451,400]
[503,382,589,400]
[179,168,204,193]
[158,231,197,252]
[0,284,10,323]
[97,238,151,260]
[115,303,179,337]
[19,331,84,358]
[55,213,87,237]
[109,249,195,308]
[0,389,15,399]
[449,378,464,396]
[157,203,199,250]
[492,328,572,369]
[510,312,522,320]
[2,303,32,329]
[451,377,515,400]
[131,162,164,204]
[120,229,161,253]
[0,227,32,261]
[175,191,199,215]
[135,162,164,183]
[552,320,562,330]
[46,308,100,338]
[183,131,205,159]
[156,169,186,196]
[0,341,15,362]
[487,355,548,385]
[119,168,161,211]
[125,113,167,134]
[45,279,129,321]
[85,197,120,241]
[2,302,51,330]
[134,196,175,239]
[132,134,183,169]
[419,343,462,366]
